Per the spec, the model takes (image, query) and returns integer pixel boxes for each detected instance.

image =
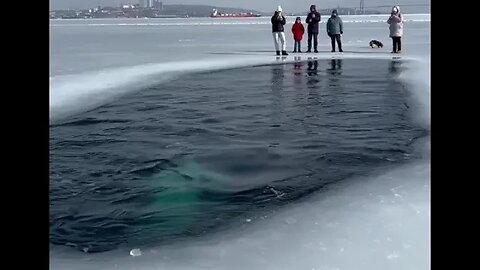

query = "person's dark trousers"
[392,37,401,52]
[307,32,318,51]
[330,34,343,52]
[293,40,301,52]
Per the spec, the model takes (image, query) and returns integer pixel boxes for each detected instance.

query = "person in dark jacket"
[271,6,288,56]
[305,4,321,53]
[291,16,305,53]
[326,9,343,52]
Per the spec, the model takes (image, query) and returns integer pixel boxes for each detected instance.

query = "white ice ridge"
[49,54,419,121]
[50,19,430,27]
[50,14,430,27]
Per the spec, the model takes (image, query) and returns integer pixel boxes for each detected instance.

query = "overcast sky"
[50,0,430,13]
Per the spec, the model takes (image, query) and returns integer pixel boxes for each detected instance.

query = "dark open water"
[50,58,428,253]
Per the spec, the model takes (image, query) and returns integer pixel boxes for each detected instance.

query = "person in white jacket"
[271,6,288,56]
[387,6,404,53]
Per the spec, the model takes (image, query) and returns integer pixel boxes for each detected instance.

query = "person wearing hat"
[291,16,305,53]
[305,4,321,53]
[271,6,288,56]
[326,9,343,52]
[387,6,404,53]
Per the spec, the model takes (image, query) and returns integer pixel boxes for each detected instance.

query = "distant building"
[139,0,146,8]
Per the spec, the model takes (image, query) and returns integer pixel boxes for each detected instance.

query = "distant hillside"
[51,4,264,18]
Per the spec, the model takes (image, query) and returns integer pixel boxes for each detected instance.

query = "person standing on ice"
[387,5,404,53]
[327,9,343,52]
[291,16,305,53]
[271,6,288,56]
[306,4,321,53]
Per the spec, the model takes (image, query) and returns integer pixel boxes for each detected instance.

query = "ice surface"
[50,14,429,121]
[49,14,430,270]
[50,155,430,270]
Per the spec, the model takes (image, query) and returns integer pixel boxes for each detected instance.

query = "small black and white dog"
[369,40,383,48]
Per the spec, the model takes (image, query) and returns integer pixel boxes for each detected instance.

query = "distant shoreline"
[49,13,431,20]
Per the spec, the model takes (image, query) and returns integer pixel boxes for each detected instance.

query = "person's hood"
[310,5,316,12]
[392,6,400,14]
[331,9,338,17]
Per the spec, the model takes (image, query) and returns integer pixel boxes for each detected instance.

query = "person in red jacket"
[291,17,305,53]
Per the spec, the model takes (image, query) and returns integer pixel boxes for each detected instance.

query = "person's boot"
[314,48,319,53]
[276,51,281,56]
[282,50,289,56]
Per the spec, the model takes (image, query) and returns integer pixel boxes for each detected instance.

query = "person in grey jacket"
[387,5,404,53]
[326,9,343,52]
